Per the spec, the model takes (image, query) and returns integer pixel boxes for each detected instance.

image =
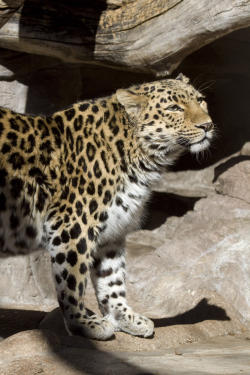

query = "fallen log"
[0,0,249,74]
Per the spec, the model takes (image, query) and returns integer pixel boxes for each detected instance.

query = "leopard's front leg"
[90,240,154,337]
[46,211,114,340]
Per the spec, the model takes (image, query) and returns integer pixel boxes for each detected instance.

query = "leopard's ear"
[176,73,190,84]
[116,89,148,118]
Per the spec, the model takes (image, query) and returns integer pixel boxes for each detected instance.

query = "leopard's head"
[116,74,214,165]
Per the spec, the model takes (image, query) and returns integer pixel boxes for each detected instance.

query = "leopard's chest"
[98,181,150,244]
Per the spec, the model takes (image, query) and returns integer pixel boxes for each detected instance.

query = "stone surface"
[0,250,57,310]
[215,159,250,204]
[0,329,250,375]
[126,192,250,325]
[39,304,246,352]
[153,166,215,197]
[240,142,250,156]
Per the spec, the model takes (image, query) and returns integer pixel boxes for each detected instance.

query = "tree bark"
[0,0,24,27]
[0,0,249,75]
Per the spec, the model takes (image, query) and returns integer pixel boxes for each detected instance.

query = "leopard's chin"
[190,138,210,153]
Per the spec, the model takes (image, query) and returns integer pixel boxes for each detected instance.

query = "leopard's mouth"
[177,134,212,153]
[190,137,211,153]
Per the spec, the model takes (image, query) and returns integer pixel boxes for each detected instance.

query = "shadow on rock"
[0,308,46,339]
[0,307,155,375]
[143,192,201,230]
[213,155,250,183]
[41,330,150,375]
[153,298,230,328]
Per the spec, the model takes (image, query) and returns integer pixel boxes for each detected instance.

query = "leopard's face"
[116,74,214,162]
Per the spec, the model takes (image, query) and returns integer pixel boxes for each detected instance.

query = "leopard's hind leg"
[0,177,44,256]
[46,209,114,340]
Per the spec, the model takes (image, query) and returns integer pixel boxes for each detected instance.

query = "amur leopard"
[0,74,214,340]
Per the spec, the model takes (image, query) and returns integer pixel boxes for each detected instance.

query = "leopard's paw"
[65,314,115,340]
[107,309,154,338]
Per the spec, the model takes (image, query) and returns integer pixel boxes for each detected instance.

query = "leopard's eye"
[166,104,184,112]
[197,97,205,103]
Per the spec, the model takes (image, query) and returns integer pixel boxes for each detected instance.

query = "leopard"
[0,73,214,340]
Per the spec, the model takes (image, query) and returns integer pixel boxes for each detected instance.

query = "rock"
[215,159,250,204]
[0,78,27,113]
[126,193,250,327]
[0,250,57,310]
[153,153,246,199]
[153,166,215,197]
[240,142,250,156]
[39,304,246,352]
[0,330,61,362]
[0,52,29,112]
[0,49,83,115]
[0,329,250,375]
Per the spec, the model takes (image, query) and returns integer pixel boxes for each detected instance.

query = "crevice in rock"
[215,189,250,206]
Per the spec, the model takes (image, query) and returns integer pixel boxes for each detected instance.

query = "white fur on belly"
[99,180,150,244]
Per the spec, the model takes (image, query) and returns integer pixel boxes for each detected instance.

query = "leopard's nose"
[195,122,213,131]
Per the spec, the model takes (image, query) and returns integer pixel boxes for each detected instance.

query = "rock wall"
[0,28,250,342]
[127,157,250,325]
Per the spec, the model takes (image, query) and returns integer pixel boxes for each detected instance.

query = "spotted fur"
[0,74,214,340]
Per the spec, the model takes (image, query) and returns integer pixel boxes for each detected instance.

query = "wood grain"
[0,0,24,27]
[0,0,249,74]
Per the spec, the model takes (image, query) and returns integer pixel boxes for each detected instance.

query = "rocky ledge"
[0,329,250,375]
